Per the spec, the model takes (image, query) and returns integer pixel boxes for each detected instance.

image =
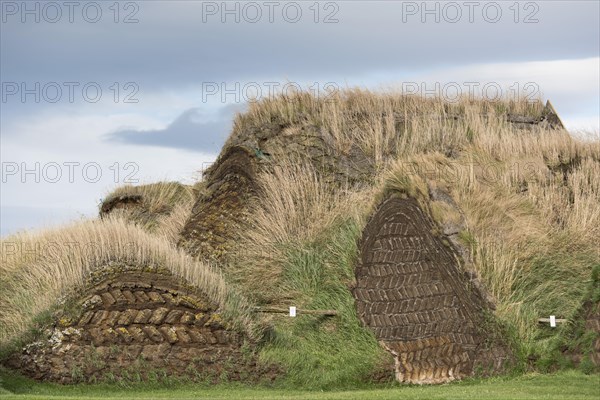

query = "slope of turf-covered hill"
[1,90,598,387]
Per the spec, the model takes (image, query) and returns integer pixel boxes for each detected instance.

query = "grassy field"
[0,370,598,399]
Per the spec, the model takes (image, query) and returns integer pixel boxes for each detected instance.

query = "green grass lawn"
[1,370,598,400]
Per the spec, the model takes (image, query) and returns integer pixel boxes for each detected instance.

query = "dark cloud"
[106,103,245,153]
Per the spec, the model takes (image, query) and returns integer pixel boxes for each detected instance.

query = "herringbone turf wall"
[354,196,510,383]
[7,272,276,383]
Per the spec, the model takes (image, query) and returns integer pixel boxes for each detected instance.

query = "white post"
[289,306,296,317]
[550,315,556,328]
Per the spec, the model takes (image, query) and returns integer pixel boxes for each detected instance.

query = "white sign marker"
[289,306,297,317]
[550,315,556,328]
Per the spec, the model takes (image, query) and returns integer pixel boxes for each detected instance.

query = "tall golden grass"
[102,181,194,215]
[101,181,196,243]
[228,160,371,302]
[0,216,256,349]
[2,89,598,358]
[232,89,599,349]
[234,89,549,166]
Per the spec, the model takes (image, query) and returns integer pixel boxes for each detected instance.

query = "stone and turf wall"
[6,271,276,383]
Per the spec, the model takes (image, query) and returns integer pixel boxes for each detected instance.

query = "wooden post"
[538,317,567,325]
[254,306,338,316]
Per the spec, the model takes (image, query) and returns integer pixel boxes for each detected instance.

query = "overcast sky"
[1,0,599,235]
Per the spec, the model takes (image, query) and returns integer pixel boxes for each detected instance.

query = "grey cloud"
[1,1,598,89]
[105,103,245,153]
